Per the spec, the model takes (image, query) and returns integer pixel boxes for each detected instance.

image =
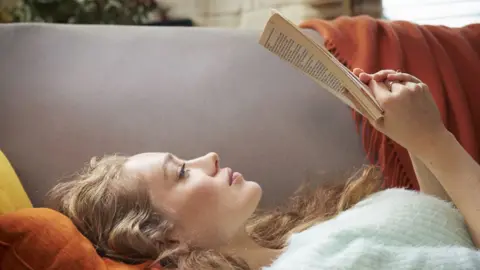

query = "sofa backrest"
[0,24,367,208]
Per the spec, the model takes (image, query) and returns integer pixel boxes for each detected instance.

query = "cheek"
[177,179,223,220]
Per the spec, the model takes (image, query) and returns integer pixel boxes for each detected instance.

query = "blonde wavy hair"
[46,154,383,269]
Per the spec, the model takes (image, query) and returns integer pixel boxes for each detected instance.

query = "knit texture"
[265,189,479,270]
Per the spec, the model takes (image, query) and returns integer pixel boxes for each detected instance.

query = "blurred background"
[0,0,478,28]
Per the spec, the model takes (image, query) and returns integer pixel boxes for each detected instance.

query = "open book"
[258,11,383,121]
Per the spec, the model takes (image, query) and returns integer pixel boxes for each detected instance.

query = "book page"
[329,50,382,117]
[328,52,379,105]
[258,13,356,109]
[259,11,383,120]
[300,26,380,108]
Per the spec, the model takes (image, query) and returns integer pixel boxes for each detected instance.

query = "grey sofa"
[0,24,367,208]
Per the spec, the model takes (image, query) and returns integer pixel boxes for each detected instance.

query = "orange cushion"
[0,208,158,270]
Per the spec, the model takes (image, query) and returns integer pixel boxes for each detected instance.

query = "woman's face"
[123,152,262,247]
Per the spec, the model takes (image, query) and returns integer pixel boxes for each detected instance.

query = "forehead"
[123,152,173,178]
[125,153,171,167]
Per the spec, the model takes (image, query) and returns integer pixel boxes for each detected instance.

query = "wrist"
[415,128,455,161]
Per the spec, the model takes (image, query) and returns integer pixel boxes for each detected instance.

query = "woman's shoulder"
[286,188,472,251]
[354,188,456,210]
[352,188,465,231]
[264,189,476,270]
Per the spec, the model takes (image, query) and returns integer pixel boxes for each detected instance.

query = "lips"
[226,168,242,186]
[227,168,233,185]
[232,172,241,184]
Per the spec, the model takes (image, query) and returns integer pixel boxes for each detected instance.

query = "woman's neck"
[220,229,283,270]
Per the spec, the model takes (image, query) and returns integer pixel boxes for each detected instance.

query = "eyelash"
[178,163,189,180]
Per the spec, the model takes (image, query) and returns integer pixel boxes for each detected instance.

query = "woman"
[46,69,480,269]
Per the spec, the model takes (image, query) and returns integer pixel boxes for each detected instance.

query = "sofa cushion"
[0,208,156,270]
[0,151,32,214]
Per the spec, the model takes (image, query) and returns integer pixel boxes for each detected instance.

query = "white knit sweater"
[264,189,480,270]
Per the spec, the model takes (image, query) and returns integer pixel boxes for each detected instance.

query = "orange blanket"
[300,16,480,190]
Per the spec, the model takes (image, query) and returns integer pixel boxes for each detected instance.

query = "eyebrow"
[162,153,174,181]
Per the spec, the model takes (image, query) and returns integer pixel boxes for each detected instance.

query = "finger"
[404,81,418,91]
[353,68,364,77]
[387,73,422,83]
[353,68,371,83]
[386,73,422,83]
[358,72,373,84]
[372,69,397,81]
[372,70,397,81]
[418,82,429,91]
[390,81,408,94]
[369,80,391,102]
[385,80,395,92]
[404,81,429,94]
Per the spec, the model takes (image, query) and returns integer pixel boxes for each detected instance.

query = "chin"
[244,181,262,206]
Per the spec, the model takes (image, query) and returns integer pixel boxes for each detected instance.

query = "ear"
[167,228,182,243]
[166,222,192,244]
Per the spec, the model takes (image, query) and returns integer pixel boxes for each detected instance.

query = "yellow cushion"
[0,151,32,214]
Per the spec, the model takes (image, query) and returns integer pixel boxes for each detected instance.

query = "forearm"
[416,130,480,247]
[409,152,450,201]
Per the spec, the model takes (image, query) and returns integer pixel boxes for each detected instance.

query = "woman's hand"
[352,69,480,248]
[352,68,447,156]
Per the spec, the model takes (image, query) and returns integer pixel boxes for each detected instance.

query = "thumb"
[368,80,391,103]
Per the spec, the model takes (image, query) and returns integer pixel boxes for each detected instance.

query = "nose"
[189,152,219,176]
